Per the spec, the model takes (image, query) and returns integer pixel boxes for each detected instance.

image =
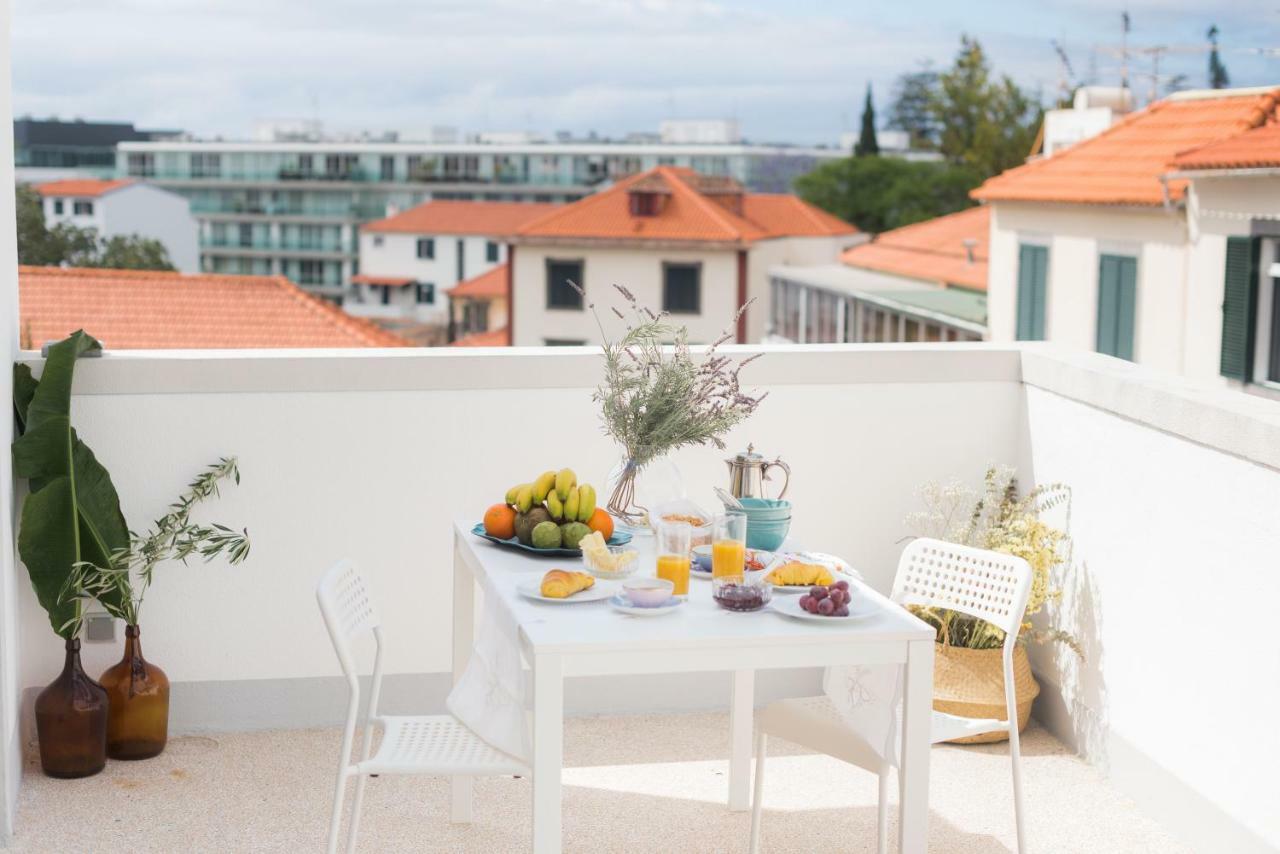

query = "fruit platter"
[477,468,632,556]
[771,579,876,622]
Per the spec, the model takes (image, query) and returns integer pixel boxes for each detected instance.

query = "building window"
[73,200,93,216]
[126,152,154,177]
[416,283,435,305]
[373,236,384,248]
[1015,243,1048,340]
[191,153,221,178]
[380,156,395,181]
[805,288,841,343]
[298,154,314,177]
[462,300,490,333]
[486,241,500,263]
[1096,253,1137,360]
[662,263,701,314]
[546,259,584,310]
[379,285,392,306]
[53,199,63,215]
[239,223,253,247]
[417,238,435,259]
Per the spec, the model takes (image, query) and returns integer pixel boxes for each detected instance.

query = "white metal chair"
[317,560,527,854]
[749,538,1034,854]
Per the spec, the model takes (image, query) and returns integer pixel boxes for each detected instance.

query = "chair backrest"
[891,538,1033,640]
[316,560,381,679]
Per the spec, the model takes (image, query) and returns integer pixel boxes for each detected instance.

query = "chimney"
[962,238,978,265]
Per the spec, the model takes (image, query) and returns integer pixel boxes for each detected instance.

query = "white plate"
[517,578,616,604]
[770,591,878,623]
[609,593,685,616]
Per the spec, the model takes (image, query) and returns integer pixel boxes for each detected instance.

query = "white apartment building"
[976,86,1280,393]
[350,200,555,343]
[35,178,199,271]
[507,167,861,345]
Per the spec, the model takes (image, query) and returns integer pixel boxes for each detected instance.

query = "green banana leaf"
[12,331,130,637]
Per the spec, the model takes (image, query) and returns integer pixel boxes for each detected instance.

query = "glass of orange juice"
[711,513,748,579]
[656,520,692,596]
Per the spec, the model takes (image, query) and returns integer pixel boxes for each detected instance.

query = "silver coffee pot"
[726,444,791,500]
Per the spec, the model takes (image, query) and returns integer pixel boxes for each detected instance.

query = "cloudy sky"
[11,0,1280,145]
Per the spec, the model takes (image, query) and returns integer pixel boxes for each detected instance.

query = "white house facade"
[36,178,199,271]
[976,86,1280,393]
[508,167,861,346]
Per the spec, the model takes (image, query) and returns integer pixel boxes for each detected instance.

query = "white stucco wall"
[1019,349,1280,853]
[355,231,504,324]
[511,244,741,345]
[988,202,1188,372]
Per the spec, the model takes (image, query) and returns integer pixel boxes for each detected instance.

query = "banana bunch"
[504,468,598,523]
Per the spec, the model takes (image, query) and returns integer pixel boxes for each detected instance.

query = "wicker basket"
[932,643,1039,744]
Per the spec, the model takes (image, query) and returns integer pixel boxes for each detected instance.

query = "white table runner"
[448,532,904,767]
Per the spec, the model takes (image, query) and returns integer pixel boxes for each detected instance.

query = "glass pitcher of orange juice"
[656,520,692,596]
[711,513,747,578]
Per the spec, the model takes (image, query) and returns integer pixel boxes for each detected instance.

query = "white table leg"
[450,535,475,823]
[899,638,934,854]
[532,653,564,854]
[728,669,755,811]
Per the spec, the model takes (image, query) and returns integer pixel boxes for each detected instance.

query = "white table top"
[455,520,933,656]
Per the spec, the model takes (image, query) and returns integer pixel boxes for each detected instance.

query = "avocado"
[560,522,591,550]
[531,520,563,549]
[514,507,552,544]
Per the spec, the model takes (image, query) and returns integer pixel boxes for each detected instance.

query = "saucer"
[609,593,685,616]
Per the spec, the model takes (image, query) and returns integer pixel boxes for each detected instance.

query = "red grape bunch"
[798,580,851,617]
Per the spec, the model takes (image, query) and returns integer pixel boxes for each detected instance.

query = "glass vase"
[35,638,108,778]
[605,454,685,535]
[99,624,170,760]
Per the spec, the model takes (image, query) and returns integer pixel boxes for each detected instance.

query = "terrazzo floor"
[12,712,1188,853]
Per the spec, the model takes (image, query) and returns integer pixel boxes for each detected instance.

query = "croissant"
[766,561,834,587]
[541,569,595,599]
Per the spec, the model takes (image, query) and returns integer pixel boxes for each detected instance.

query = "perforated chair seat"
[359,715,526,777]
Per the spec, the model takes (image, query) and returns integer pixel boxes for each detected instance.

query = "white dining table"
[450,520,936,853]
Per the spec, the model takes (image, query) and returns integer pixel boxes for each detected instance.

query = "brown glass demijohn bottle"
[34,638,108,778]
[99,624,170,760]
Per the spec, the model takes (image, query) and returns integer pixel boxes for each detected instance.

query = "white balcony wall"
[9,343,1280,851]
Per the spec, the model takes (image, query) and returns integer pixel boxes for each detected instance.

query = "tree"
[794,156,982,234]
[886,67,940,149]
[1208,25,1230,89]
[855,84,879,157]
[932,36,1041,178]
[14,184,175,271]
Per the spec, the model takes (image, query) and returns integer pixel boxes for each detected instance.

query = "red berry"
[834,580,850,592]
[836,606,850,617]
[818,598,835,616]
[810,586,827,599]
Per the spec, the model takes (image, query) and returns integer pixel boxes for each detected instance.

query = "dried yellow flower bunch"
[906,466,1081,657]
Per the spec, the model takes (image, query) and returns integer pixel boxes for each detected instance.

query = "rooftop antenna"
[1120,11,1131,92]
[1051,38,1077,103]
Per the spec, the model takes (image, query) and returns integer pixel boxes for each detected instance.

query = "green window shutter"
[1219,236,1260,381]
[1016,244,1048,340]
[1096,254,1137,360]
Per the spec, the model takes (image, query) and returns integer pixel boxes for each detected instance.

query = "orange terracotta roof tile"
[514,166,856,245]
[363,200,559,235]
[447,264,507,299]
[451,327,510,347]
[741,194,859,238]
[973,87,1280,206]
[36,179,134,197]
[841,206,989,291]
[351,273,415,287]
[19,266,409,350]
[1172,121,1280,170]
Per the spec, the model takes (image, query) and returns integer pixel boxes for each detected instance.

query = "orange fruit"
[483,503,517,540]
[586,507,614,541]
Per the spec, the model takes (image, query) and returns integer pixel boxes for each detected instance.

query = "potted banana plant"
[13,331,126,777]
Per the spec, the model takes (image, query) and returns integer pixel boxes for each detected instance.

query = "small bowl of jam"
[712,576,772,612]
